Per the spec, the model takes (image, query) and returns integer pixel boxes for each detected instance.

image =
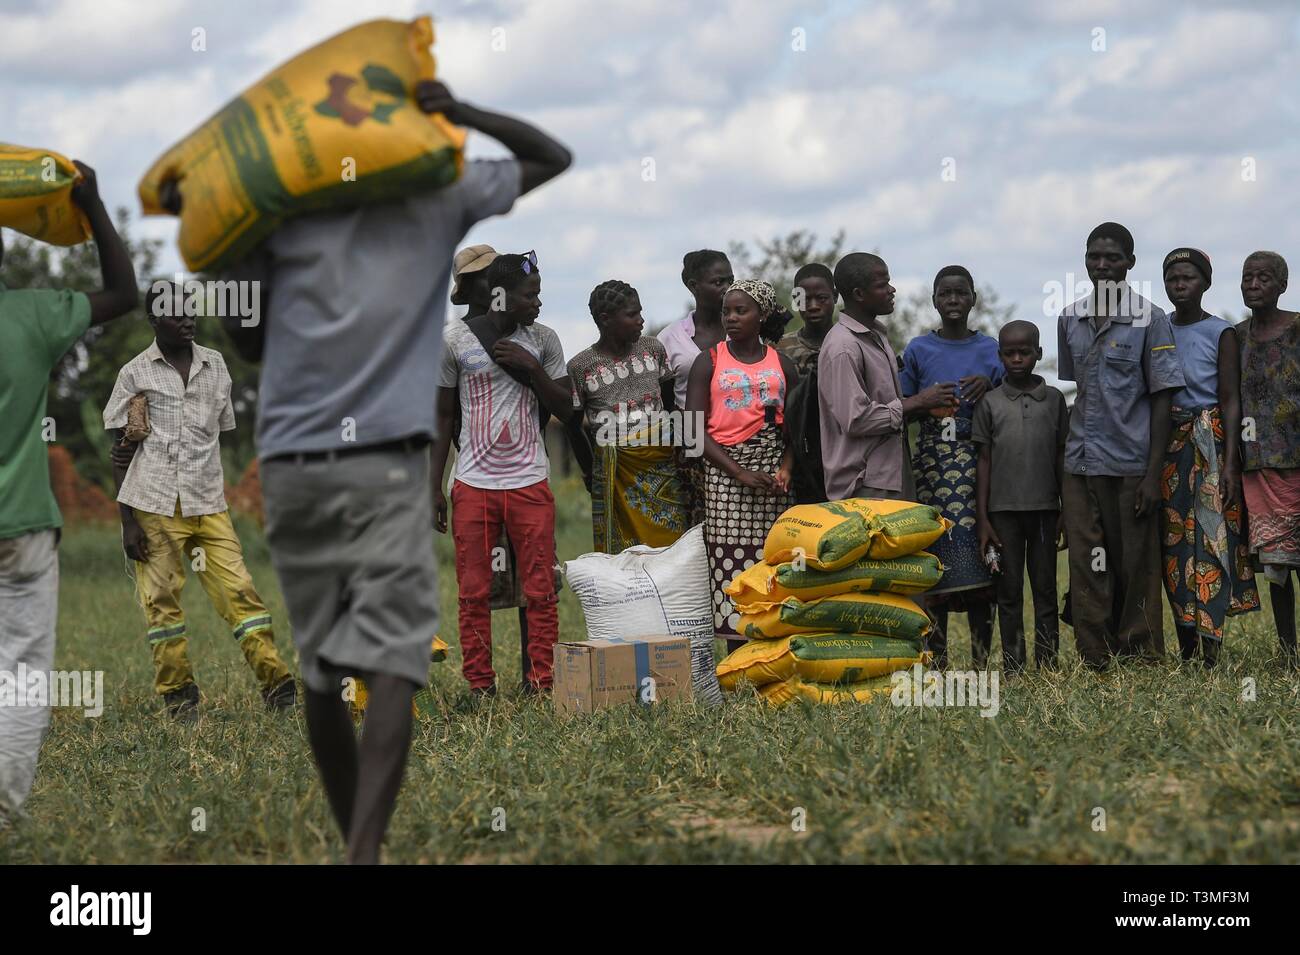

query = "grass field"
[3,474,1299,863]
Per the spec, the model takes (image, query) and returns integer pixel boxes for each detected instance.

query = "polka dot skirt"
[703,425,794,637]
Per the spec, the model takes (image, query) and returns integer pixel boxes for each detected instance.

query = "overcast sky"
[3,0,1298,360]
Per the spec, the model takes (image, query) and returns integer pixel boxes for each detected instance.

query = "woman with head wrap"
[685,279,797,652]
[899,265,1004,670]
[1238,250,1300,668]
[1158,248,1258,668]
[567,279,689,552]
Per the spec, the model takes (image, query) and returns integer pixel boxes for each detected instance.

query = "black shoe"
[163,683,200,723]
[262,678,298,712]
[520,681,551,697]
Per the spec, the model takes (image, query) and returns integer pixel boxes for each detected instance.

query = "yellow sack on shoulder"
[738,592,930,642]
[717,633,927,690]
[727,551,942,607]
[0,144,91,246]
[139,16,465,272]
[759,675,896,708]
[763,499,951,570]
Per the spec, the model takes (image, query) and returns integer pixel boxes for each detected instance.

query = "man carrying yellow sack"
[1,160,137,825]
[104,282,295,722]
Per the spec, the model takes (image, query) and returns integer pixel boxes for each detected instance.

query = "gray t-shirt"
[971,378,1069,512]
[253,159,521,457]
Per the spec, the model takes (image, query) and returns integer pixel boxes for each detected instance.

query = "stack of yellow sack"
[717,499,951,707]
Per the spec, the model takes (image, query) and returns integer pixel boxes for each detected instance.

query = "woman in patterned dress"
[568,279,689,553]
[1238,251,1300,668]
[1157,248,1258,668]
[685,280,796,652]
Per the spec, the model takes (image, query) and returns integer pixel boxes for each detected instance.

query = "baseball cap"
[451,244,499,304]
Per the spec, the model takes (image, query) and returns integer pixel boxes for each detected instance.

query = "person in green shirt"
[0,161,138,823]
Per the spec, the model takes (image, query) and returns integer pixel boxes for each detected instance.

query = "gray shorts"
[262,445,437,693]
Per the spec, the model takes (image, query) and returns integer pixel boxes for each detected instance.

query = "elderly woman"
[1238,250,1300,668]
[685,280,795,651]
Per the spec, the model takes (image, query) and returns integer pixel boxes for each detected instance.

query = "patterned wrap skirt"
[703,424,794,638]
[1161,406,1260,640]
[590,425,690,554]
[1242,467,1300,572]
[912,416,991,599]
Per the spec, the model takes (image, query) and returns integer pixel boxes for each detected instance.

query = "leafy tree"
[727,229,847,321]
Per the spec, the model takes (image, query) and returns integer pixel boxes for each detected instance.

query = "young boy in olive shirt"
[974,320,1069,672]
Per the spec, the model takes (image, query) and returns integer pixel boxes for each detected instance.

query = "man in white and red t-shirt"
[432,251,571,695]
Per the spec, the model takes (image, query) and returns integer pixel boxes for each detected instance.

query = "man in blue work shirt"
[1057,222,1185,670]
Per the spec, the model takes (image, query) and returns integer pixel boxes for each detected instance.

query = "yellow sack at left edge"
[0,144,91,246]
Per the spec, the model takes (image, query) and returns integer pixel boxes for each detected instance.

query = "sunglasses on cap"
[519,250,539,275]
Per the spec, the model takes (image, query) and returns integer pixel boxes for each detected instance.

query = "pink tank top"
[708,341,787,445]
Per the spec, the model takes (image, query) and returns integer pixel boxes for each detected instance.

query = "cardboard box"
[552,634,693,714]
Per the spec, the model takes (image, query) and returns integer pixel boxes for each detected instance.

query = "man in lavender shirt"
[818,253,955,501]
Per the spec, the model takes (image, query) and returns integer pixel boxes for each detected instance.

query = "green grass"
[3,475,1299,863]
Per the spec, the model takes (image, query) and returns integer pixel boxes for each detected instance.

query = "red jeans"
[451,480,559,689]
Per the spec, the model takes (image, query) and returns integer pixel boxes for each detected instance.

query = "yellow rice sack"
[717,633,928,691]
[763,499,951,570]
[790,634,928,684]
[0,144,91,246]
[759,675,896,708]
[727,551,942,607]
[716,636,795,690]
[738,592,930,642]
[139,16,465,272]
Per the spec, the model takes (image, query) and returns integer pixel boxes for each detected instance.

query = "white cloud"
[1,0,1297,362]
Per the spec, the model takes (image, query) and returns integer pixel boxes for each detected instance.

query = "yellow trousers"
[133,504,292,695]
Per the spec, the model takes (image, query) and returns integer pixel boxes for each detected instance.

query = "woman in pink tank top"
[685,279,797,651]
